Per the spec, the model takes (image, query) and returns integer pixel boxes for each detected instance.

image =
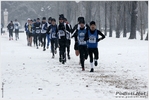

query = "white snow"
[0,30,148,100]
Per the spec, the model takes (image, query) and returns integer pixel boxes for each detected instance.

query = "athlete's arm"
[46,25,51,34]
[71,29,78,38]
[71,24,77,34]
[84,29,89,41]
[97,30,105,41]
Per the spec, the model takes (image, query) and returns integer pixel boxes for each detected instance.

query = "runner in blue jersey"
[47,18,58,58]
[72,17,88,71]
[84,21,105,72]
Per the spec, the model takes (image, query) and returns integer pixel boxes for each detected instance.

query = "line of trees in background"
[1,1,148,40]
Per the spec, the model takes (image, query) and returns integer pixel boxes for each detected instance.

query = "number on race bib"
[52,33,56,38]
[79,38,86,44]
[36,30,40,33]
[11,26,13,29]
[41,30,46,33]
[59,31,65,36]
[89,36,96,43]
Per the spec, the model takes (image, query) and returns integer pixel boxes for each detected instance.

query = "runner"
[40,17,47,51]
[7,21,14,40]
[47,18,58,58]
[57,23,67,64]
[24,18,31,45]
[71,17,90,64]
[71,17,88,71]
[34,18,41,49]
[13,19,21,40]
[64,18,72,59]
[58,14,71,62]
[28,20,33,46]
[44,17,52,49]
[1,23,3,35]
[32,19,36,46]
[84,21,105,72]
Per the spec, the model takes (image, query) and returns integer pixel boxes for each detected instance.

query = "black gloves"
[97,39,101,42]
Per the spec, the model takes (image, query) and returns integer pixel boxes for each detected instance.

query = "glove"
[97,39,101,42]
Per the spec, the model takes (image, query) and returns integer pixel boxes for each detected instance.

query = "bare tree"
[98,2,101,31]
[139,2,144,40]
[104,2,107,36]
[126,1,132,33]
[123,2,127,37]
[85,1,92,24]
[116,2,121,38]
[66,1,71,22]
[109,2,112,37]
[145,1,148,41]
[129,1,138,39]
[1,1,148,36]
[57,2,59,17]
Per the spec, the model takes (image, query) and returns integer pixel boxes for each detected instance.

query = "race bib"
[52,33,56,38]
[89,36,96,43]
[36,30,40,33]
[41,30,46,33]
[11,26,13,29]
[79,38,86,45]
[59,31,65,36]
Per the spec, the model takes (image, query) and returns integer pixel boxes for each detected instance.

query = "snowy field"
[0,30,148,100]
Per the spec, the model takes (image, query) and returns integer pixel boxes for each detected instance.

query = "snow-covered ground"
[0,30,148,100]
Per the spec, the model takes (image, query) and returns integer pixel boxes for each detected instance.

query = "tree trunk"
[109,2,112,37]
[98,2,101,31]
[140,24,143,40]
[145,33,148,40]
[123,3,127,37]
[86,1,91,24]
[105,2,107,36]
[75,3,77,23]
[139,2,143,40]
[57,2,59,16]
[144,1,148,41]
[116,2,120,38]
[126,2,132,33]
[66,1,71,22]
[129,1,138,39]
